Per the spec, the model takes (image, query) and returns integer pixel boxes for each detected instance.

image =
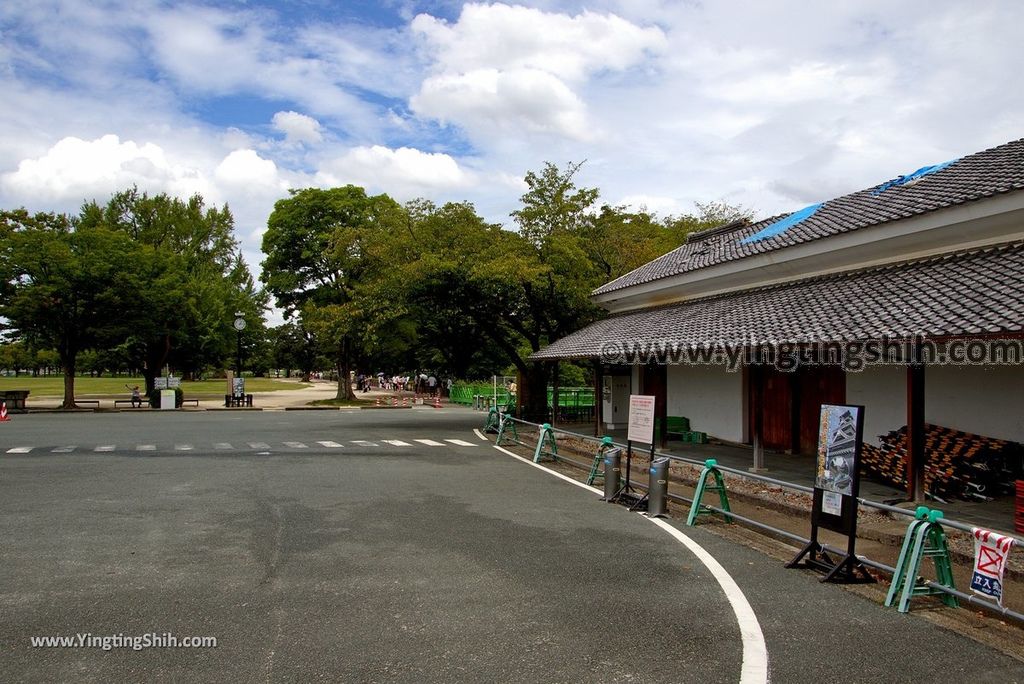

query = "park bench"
[114,399,145,408]
[1,389,30,412]
[224,394,254,408]
[181,399,200,407]
[73,399,100,408]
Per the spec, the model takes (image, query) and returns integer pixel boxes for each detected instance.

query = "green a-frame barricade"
[587,437,615,486]
[495,412,518,446]
[885,507,958,613]
[686,459,733,526]
[484,406,501,434]
[533,423,559,463]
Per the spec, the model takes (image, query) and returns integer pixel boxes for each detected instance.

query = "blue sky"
[1,0,1022,319]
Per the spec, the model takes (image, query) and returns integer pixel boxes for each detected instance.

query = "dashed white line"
[382,440,412,447]
[137,445,156,451]
[413,439,445,447]
[52,446,77,453]
[175,444,193,451]
[444,439,476,447]
[351,440,379,447]
[316,441,344,448]
[7,447,33,454]
[95,445,115,452]
[214,442,233,450]
[283,441,308,449]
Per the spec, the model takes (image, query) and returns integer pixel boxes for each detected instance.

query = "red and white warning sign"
[970,527,1016,606]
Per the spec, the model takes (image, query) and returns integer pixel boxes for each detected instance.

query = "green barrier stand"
[484,406,500,434]
[587,437,614,486]
[686,459,732,526]
[886,508,958,613]
[884,506,931,608]
[496,412,518,446]
[533,423,559,463]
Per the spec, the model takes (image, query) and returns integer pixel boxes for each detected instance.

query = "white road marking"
[491,444,769,684]
[444,439,476,447]
[414,439,444,447]
[351,440,379,446]
[95,445,115,452]
[214,442,233,450]
[283,441,308,449]
[137,445,156,451]
[52,446,77,453]
[7,447,33,453]
[382,440,411,447]
[175,444,193,451]
[316,441,344,448]
[473,429,488,441]
[248,442,270,449]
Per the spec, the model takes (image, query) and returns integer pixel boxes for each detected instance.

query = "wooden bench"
[1,389,30,413]
[224,394,253,407]
[115,399,146,408]
[181,399,200,407]
[74,399,100,408]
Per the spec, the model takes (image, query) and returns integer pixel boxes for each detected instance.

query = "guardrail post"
[885,508,958,613]
[533,423,559,463]
[648,457,670,518]
[587,437,614,486]
[686,459,732,526]
[496,413,518,446]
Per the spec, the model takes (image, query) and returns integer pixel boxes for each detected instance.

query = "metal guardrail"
[499,416,1024,623]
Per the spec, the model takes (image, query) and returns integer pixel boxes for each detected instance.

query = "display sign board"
[627,395,656,445]
[971,528,1016,606]
[154,377,168,390]
[167,376,181,389]
[788,404,872,583]
[232,377,245,397]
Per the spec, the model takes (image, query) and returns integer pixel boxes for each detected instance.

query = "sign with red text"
[627,395,656,445]
[971,528,1016,606]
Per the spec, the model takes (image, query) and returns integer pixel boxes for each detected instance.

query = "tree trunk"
[519,361,550,423]
[335,337,356,401]
[61,358,77,410]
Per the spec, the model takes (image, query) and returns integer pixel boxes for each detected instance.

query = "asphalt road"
[1,408,1021,682]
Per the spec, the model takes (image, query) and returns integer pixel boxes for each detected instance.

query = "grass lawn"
[0,376,313,397]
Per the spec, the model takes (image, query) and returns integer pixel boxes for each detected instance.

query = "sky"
[2,0,1022,321]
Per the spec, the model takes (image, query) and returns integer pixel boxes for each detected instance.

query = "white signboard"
[167,376,181,389]
[154,377,168,390]
[627,395,656,445]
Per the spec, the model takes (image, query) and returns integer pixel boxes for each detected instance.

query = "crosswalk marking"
[7,436,482,454]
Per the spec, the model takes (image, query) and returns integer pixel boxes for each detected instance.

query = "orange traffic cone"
[433,394,441,409]
[0,401,9,422]
[375,397,381,407]
[402,397,408,407]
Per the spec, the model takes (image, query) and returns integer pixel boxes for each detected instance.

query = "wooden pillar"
[594,361,604,437]
[550,361,559,427]
[906,343,926,501]
[751,364,767,472]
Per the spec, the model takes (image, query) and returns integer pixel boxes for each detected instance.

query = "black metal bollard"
[648,457,670,518]
[603,448,622,501]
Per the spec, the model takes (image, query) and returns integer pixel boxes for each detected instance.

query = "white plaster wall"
[846,364,1024,444]
[665,365,745,443]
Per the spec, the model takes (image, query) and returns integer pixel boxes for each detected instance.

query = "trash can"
[648,457,670,517]
[603,448,622,501]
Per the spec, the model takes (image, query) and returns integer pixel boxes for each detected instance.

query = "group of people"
[355,373,453,395]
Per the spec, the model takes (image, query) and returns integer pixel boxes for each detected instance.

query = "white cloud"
[214,149,284,190]
[272,111,323,145]
[1,134,210,204]
[410,3,665,141]
[318,145,473,199]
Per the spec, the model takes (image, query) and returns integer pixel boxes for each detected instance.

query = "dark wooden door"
[641,363,668,446]
[797,366,846,454]
[749,366,795,451]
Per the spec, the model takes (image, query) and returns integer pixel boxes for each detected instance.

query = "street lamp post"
[233,311,246,384]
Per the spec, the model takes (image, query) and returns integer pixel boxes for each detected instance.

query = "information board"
[627,395,656,445]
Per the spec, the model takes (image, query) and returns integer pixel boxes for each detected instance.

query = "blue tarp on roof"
[871,158,959,195]
[740,203,823,243]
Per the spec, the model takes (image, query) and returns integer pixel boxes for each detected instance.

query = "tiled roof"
[593,137,1024,297]
[532,241,1024,360]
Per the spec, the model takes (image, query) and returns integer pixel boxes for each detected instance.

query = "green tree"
[261,186,404,400]
[0,210,136,406]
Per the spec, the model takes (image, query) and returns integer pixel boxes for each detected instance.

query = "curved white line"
[491,444,769,684]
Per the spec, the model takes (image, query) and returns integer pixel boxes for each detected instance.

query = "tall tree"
[0,210,136,407]
[261,186,404,400]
